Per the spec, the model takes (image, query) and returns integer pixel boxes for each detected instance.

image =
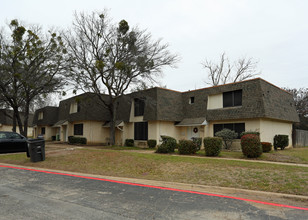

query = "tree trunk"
[13,107,24,136]
[12,110,17,132]
[109,102,117,146]
[23,101,30,138]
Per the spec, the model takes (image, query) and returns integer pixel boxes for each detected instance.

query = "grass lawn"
[0,147,307,196]
[194,147,308,164]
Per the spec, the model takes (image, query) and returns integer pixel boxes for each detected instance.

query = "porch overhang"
[102,120,124,128]
[175,117,207,127]
[52,120,68,127]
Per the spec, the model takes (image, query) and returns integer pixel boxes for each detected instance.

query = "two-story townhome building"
[0,109,34,137]
[33,78,299,147]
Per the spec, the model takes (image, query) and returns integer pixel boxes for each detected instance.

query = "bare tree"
[202,52,260,86]
[64,11,178,145]
[0,20,68,136]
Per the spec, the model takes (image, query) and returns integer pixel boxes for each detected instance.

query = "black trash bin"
[28,139,45,162]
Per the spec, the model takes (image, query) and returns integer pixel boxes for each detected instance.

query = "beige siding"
[208,118,293,147]
[259,119,293,146]
[0,125,33,137]
[207,93,223,109]
[71,121,109,145]
[34,125,57,140]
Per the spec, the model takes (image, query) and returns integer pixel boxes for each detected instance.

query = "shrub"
[215,128,237,149]
[240,131,260,137]
[191,137,202,151]
[273,135,289,150]
[155,135,176,153]
[241,134,262,158]
[178,140,198,155]
[203,137,222,156]
[261,142,272,152]
[125,139,134,147]
[147,139,157,148]
[68,136,87,145]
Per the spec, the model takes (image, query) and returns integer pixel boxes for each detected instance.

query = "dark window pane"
[134,98,145,116]
[223,90,242,107]
[190,97,195,104]
[77,102,81,112]
[213,124,223,136]
[134,122,148,140]
[234,90,242,106]
[223,123,234,131]
[234,123,245,138]
[223,91,233,107]
[74,124,83,135]
[41,127,45,135]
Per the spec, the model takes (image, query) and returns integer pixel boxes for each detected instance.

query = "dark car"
[0,131,28,154]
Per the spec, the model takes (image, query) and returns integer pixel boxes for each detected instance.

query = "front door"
[187,126,200,140]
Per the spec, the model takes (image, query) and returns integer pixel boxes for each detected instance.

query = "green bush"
[147,139,157,148]
[178,140,198,155]
[155,135,176,153]
[261,142,272,152]
[191,137,202,151]
[203,137,222,156]
[241,134,262,158]
[215,128,237,149]
[125,139,134,147]
[68,136,87,145]
[240,131,260,137]
[273,135,289,150]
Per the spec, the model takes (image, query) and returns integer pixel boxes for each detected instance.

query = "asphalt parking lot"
[0,165,307,220]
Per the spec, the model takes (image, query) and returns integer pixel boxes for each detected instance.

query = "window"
[134,98,145,117]
[223,90,242,107]
[8,133,22,139]
[189,97,195,104]
[70,102,81,114]
[74,124,83,135]
[41,127,45,135]
[134,122,148,140]
[38,112,43,120]
[213,123,245,139]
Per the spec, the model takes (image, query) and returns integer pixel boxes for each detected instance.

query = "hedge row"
[68,136,87,145]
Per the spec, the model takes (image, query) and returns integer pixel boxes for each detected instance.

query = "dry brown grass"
[1,146,308,196]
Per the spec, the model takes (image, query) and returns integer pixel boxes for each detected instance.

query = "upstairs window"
[134,98,145,117]
[213,123,245,139]
[189,97,195,104]
[223,90,242,108]
[38,112,43,120]
[70,102,81,114]
[74,124,83,135]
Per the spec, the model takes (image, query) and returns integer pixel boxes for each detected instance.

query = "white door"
[187,126,200,140]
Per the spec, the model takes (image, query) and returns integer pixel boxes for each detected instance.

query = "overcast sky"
[1,0,307,92]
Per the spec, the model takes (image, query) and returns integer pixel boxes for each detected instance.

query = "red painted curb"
[1,164,308,211]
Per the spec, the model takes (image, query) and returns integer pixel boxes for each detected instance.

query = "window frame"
[189,97,195,104]
[213,123,245,139]
[134,122,148,140]
[134,98,145,117]
[223,90,242,108]
[74,124,83,136]
[41,127,46,135]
